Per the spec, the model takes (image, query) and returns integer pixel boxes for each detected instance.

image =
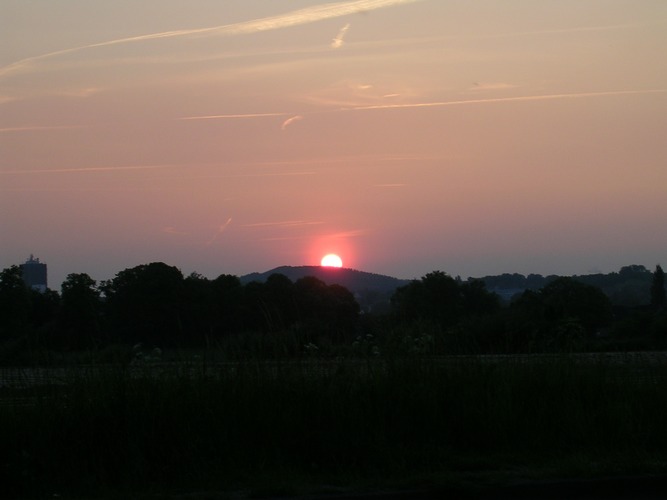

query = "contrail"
[206,217,233,246]
[180,89,667,124]
[180,112,288,121]
[0,0,421,79]
[0,125,85,133]
[281,115,304,130]
[331,23,351,48]
[347,89,667,111]
[242,220,324,228]
[0,164,178,175]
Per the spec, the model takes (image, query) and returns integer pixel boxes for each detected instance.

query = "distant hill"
[240,266,412,313]
[240,266,410,294]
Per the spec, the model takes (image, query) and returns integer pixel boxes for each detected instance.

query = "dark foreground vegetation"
[3,354,667,498]
[0,261,666,498]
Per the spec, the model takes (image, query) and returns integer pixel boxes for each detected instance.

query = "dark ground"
[143,475,667,500]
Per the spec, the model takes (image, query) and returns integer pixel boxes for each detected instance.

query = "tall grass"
[2,354,667,498]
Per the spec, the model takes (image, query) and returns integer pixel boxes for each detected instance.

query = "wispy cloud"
[331,23,351,48]
[180,112,289,121]
[469,82,517,91]
[281,115,304,130]
[242,220,324,228]
[206,217,233,246]
[346,89,667,112]
[233,171,317,178]
[162,226,189,235]
[0,0,421,80]
[327,229,367,239]
[0,125,85,133]
[0,164,177,175]
[180,89,667,129]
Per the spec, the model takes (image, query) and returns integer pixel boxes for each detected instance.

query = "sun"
[321,253,343,268]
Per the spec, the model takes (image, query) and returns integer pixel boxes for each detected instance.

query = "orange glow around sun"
[321,254,343,268]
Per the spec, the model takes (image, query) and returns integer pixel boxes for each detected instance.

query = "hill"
[240,266,411,313]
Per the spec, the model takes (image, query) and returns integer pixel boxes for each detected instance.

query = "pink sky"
[2,0,667,289]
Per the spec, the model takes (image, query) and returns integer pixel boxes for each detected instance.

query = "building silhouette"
[20,254,47,293]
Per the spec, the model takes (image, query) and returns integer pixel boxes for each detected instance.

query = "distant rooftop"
[25,254,41,264]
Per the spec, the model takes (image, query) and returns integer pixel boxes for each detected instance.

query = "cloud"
[0,164,177,175]
[233,171,317,178]
[180,112,288,121]
[162,226,188,235]
[242,220,324,228]
[206,217,233,246]
[469,82,517,91]
[0,125,85,133]
[281,115,304,130]
[327,229,367,239]
[346,89,667,112]
[182,89,667,129]
[0,0,421,80]
[331,23,351,48]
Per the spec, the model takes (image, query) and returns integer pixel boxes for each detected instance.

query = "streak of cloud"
[0,164,178,175]
[259,235,312,242]
[242,220,325,228]
[327,229,367,239]
[0,125,85,133]
[234,171,317,178]
[281,115,303,130]
[347,89,667,112]
[469,82,517,91]
[162,226,188,235]
[331,23,351,48]
[0,0,421,80]
[180,112,288,121]
[206,217,233,246]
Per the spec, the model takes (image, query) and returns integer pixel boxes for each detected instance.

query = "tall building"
[20,254,48,293]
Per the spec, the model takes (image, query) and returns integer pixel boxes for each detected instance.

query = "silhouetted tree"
[293,276,360,339]
[540,278,612,330]
[181,272,214,343]
[58,273,101,349]
[391,271,460,327]
[263,273,297,330]
[28,288,59,333]
[211,273,244,334]
[511,277,612,350]
[460,279,501,316]
[0,266,32,339]
[651,264,666,309]
[391,271,499,329]
[101,262,185,345]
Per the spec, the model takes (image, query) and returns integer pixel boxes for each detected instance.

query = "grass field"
[2,352,667,498]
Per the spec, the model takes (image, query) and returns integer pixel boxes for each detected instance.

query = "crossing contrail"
[346,89,667,112]
[0,0,421,80]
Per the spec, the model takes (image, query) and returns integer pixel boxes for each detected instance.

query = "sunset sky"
[2,0,666,288]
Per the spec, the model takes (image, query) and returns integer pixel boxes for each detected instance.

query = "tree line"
[0,261,665,360]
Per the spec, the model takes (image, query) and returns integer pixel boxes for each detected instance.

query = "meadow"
[2,350,667,499]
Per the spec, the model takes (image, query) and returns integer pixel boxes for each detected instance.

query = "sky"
[2,0,667,289]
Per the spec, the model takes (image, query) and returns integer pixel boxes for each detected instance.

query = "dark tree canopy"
[651,265,666,308]
[0,266,32,338]
[58,273,101,348]
[391,271,499,327]
[513,277,612,333]
[101,262,185,345]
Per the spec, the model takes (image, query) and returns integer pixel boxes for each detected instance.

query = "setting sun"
[321,254,343,268]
